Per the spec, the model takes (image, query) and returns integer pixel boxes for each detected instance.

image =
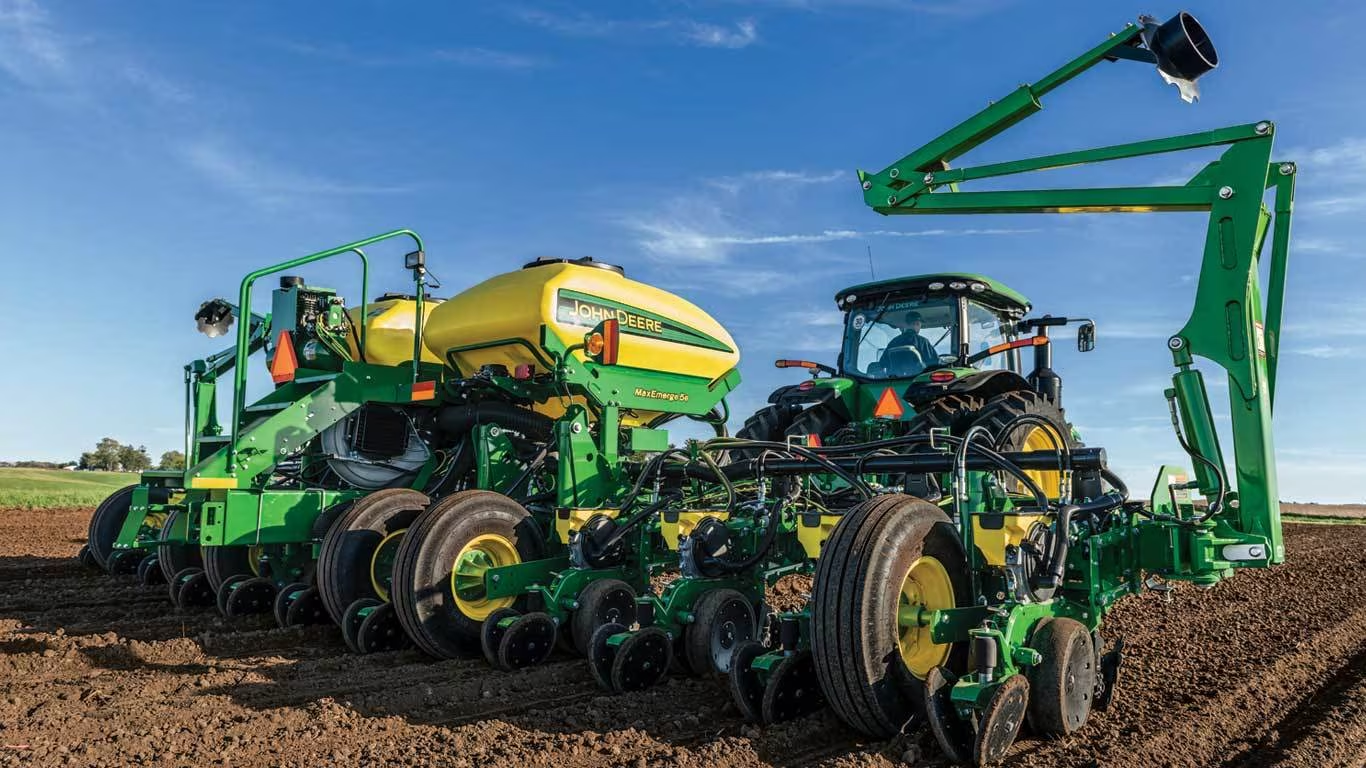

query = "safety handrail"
[226,228,425,470]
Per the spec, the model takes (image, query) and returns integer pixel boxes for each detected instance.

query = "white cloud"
[705,168,846,194]
[679,19,758,49]
[0,0,67,86]
[177,138,415,209]
[514,9,759,49]
[279,40,545,71]
[1287,345,1361,359]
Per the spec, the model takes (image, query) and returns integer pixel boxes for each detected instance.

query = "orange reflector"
[270,331,298,384]
[930,370,957,383]
[411,380,437,401]
[600,318,620,365]
[586,332,605,356]
[873,387,905,419]
[806,434,822,448]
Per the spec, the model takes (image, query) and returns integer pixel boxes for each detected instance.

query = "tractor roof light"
[927,282,946,291]
[970,282,987,293]
[949,281,967,291]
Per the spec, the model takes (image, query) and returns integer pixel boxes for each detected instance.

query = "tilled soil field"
[1,507,1364,768]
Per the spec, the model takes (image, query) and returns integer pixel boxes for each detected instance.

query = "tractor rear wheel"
[391,490,545,659]
[811,494,970,737]
[967,390,1077,498]
[316,488,429,625]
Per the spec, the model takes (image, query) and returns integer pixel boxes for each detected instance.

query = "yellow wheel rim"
[369,529,407,603]
[896,555,955,678]
[1022,425,1064,497]
[247,545,264,577]
[449,533,520,621]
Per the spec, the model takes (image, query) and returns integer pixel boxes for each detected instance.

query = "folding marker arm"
[856,14,1292,569]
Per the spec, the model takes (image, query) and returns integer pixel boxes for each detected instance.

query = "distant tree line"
[5,438,189,473]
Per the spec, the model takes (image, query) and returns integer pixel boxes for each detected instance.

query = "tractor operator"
[881,310,939,373]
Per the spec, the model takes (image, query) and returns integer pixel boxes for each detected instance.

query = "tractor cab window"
[843,297,957,379]
[967,301,1021,373]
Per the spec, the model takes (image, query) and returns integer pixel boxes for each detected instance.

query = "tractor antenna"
[866,245,876,279]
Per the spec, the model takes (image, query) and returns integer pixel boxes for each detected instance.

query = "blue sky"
[0,0,1362,502]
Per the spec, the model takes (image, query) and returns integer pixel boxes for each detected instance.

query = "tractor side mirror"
[1077,322,1096,353]
[585,318,620,365]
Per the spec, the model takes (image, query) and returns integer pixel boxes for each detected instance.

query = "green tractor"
[742,272,1097,502]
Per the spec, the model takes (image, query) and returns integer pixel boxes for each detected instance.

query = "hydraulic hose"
[436,402,554,441]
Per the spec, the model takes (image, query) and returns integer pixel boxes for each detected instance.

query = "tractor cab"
[836,273,1031,382]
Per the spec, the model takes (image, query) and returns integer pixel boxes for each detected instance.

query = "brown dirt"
[1,507,1364,767]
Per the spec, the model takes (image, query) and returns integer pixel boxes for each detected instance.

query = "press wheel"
[356,602,411,654]
[224,576,276,618]
[727,640,767,723]
[570,579,636,654]
[481,608,521,668]
[925,665,972,766]
[609,627,672,692]
[273,582,310,628]
[588,622,627,691]
[137,554,165,586]
[343,598,382,654]
[285,586,328,626]
[685,588,756,676]
[760,651,824,724]
[171,567,213,610]
[974,674,1029,766]
[496,612,558,671]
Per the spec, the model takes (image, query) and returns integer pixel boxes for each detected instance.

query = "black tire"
[202,546,257,591]
[784,403,848,442]
[728,403,801,460]
[570,579,636,654]
[87,486,136,571]
[811,494,971,738]
[317,488,429,625]
[88,486,167,571]
[967,390,1078,497]
[1026,617,1097,736]
[391,490,545,659]
[737,403,800,443]
[683,588,756,676]
[157,509,203,583]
